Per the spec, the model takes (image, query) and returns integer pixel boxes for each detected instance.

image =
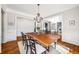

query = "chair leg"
[24,43,26,50]
[22,41,24,46]
[26,45,28,54]
[54,42,56,49]
[24,41,28,54]
[30,43,36,54]
[46,46,50,52]
[42,51,46,54]
[44,51,46,54]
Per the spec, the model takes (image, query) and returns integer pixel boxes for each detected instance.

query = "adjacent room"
[0,4,79,54]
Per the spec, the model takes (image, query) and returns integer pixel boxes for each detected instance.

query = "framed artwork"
[8,17,15,29]
[69,20,75,25]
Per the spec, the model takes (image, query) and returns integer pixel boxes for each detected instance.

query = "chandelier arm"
[37,4,40,13]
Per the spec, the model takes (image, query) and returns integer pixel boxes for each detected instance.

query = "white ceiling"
[6,4,79,18]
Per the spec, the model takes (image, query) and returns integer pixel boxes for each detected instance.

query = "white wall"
[7,12,16,42]
[0,4,1,53]
[2,7,34,43]
[17,16,34,36]
[2,11,17,43]
[62,7,79,46]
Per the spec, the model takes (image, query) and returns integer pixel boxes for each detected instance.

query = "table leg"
[46,46,50,52]
[54,42,56,49]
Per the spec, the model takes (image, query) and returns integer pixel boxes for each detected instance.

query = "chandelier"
[34,4,43,23]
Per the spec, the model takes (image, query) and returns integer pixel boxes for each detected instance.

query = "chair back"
[21,32,26,41]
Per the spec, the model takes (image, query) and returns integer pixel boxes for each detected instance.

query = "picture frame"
[69,20,75,25]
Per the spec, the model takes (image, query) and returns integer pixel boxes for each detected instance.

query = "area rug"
[17,41,61,54]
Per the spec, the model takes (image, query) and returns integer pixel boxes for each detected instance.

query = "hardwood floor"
[2,40,20,54]
[58,40,79,54]
[1,36,22,54]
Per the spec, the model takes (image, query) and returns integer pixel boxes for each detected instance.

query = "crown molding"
[6,8,35,18]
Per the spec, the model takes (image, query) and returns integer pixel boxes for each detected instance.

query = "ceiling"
[6,4,79,18]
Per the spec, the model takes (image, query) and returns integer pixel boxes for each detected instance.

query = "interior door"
[57,22,62,34]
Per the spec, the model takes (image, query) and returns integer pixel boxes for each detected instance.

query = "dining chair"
[29,39,46,54]
[21,32,26,46]
[21,32,31,54]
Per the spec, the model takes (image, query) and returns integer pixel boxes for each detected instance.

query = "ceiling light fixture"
[34,4,43,23]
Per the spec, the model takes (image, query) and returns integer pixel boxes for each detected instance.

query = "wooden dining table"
[26,32,60,50]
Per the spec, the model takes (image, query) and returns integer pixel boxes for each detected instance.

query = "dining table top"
[26,32,60,47]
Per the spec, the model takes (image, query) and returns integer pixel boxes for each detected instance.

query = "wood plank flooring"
[2,40,20,54]
[58,40,79,54]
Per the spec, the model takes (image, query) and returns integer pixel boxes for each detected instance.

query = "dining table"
[26,32,60,51]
